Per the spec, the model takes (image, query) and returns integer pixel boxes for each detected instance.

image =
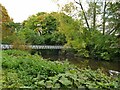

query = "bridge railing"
[0,44,69,50]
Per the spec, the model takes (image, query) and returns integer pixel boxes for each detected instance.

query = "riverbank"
[2,50,119,89]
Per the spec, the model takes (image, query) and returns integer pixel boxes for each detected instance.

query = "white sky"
[0,0,61,23]
[0,0,88,23]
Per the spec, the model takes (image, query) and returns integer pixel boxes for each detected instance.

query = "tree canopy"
[1,1,120,61]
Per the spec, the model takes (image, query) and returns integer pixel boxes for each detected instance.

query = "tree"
[0,3,11,22]
[102,1,107,35]
[106,2,120,35]
[22,12,67,45]
[52,0,120,60]
[0,3,13,40]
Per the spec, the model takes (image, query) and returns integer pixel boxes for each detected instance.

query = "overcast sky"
[0,0,89,23]
[0,0,68,23]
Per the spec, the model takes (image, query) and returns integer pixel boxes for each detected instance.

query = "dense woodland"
[1,0,120,89]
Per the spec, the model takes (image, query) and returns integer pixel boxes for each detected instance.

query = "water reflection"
[41,53,120,74]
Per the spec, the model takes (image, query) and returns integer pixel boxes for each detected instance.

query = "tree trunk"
[103,1,107,35]
[93,2,96,30]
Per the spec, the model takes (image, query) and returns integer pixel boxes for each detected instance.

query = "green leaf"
[45,81,53,88]
[65,72,77,81]
[59,77,72,86]
[69,69,77,74]
[78,85,85,88]
[51,76,59,83]
[54,83,61,88]
[38,80,45,86]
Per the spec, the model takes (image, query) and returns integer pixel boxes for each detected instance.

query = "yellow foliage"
[12,38,31,51]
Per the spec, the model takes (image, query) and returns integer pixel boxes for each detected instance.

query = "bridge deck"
[0,44,66,50]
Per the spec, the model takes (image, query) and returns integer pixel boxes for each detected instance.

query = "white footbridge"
[0,44,69,50]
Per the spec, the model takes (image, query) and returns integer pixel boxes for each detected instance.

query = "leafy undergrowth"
[2,50,120,89]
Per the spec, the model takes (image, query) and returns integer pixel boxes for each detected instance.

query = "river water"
[41,52,120,74]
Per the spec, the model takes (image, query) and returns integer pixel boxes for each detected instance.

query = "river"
[40,51,120,74]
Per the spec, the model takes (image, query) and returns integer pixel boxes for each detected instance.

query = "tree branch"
[74,0,90,31]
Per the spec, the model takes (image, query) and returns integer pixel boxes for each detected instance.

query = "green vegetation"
[1,2,120,61]
[2,50,120,89]
[1,1,120,89]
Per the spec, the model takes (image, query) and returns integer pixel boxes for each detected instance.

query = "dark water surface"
[41,52,120,74]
